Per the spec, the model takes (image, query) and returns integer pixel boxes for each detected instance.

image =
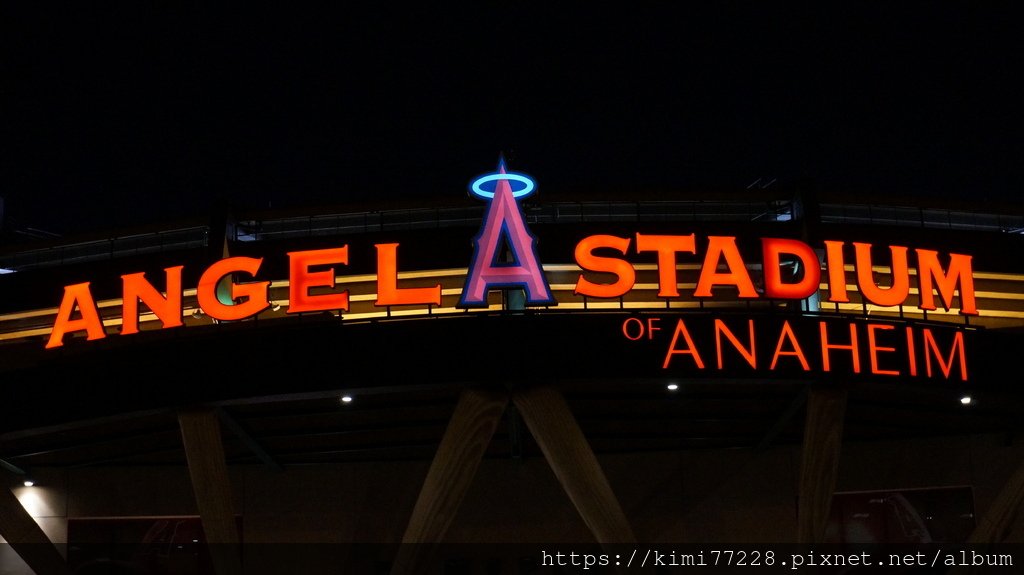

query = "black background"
[2,3,1021,235]
[1,312,985,433]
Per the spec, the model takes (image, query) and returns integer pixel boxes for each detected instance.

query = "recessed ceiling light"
[666,384,679,391]
[22,479,34,487]
[340,395,353,404]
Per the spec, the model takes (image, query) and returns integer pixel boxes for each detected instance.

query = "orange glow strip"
[3,263,1024,343]
[4,299,1023,342]
[838,264,1022,281]
[817,284,1024,301]
[828,302,1024,318]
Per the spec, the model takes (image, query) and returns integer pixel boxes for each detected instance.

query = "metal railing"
[3,199,1020,274]
[232,200,797,242]
[820,204,1024,233]
[0,227,209,273]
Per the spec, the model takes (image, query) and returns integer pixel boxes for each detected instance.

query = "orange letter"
[819,321,861,373]
[916,249,978,316]
[762,238,821,299]
[574,235,636,298]
[866,323,899,376]
[922,328,968,381]
[824,240,850,303]
[287,247,349,313]
[121,266,184,335]
[635,233,695,297]
[906,326,918,376]
[662,319,705,369]
[46,282,105,349]
[694,236,758,298]
[622,317,645,340]
[375,243,441,306]
[714,319,757,369]
[769,320,810,371]
[854,242,910,307]
[197,257,270,321]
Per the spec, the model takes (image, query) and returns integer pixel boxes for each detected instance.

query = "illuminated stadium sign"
[40,161,979,382]
[620,315,968,381]
[460,159,554,307]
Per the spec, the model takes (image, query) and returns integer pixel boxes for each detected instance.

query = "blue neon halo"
[469,173,536,199]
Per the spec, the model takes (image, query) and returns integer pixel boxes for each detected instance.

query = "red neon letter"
[906,326,918,376]
[574,235,636,298]
[375,243,441,307]
[121,266,184,335]
[854,242,910,307]
[693,236,758,298]
[635,233,696,298]
[866,323,899,376]
[197,257,270,321]
[824,240,850,303]
[662,319,705,369]
[916,249,978,316]
[714,319,757,369]
[762,238,821,299]
[769,320,810,371]
[46,282,106,349]
[622,317,645,340]
[922,328,968,381]
[819,321,861,373]
[287,247,349,313]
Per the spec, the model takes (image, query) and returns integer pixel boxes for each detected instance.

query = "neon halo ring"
[469,173,536,199]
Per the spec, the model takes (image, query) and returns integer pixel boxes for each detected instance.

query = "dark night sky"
[2,4,1021,236]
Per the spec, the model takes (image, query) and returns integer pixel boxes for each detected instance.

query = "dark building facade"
[1,183,1023,574]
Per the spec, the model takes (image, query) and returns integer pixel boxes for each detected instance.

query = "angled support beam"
[513,386,636,545]
[968,453,1024,545]
[797,386,848,544]
[945,456,1024,575]
[0,458,28,476]
[757,387,808,451]
[178,409,240,575]
[390,387,509,575]
[216,407,283,472]
[507,403,524,459]
[0,485,70,575]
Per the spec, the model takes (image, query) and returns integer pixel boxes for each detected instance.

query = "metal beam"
[0,408,173,443]
[0,457,27,476]
[216,407,283,472]
[506,403,524,459]
[756,387,808,451]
